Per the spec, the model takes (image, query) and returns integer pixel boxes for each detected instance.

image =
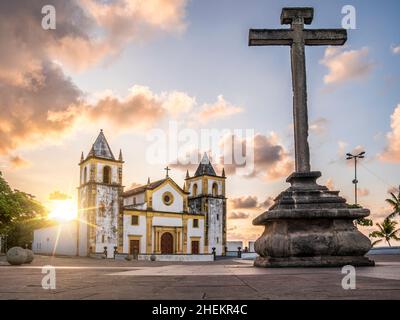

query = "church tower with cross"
[185,153,227,256]
[77,130,123,258]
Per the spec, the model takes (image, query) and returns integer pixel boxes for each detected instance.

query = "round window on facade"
[162,192,174,206]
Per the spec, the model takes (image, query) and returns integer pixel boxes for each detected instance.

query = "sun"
[48,199,77,222]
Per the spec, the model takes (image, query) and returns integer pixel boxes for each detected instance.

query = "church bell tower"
[77,130,123,258]
[185,153,227,255]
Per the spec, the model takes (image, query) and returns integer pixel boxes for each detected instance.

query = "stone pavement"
[0,254,399,299]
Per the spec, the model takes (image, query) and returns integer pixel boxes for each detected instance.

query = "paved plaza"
[0,254,400,299]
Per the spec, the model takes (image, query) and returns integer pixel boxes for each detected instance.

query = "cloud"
[0,0,188,77]
[259,196,274,209]
[170,132,294,181]
[0,1,189,155]
[161,91,196,116]
[197,95,243,123]
[228,211,250,219]
[380,105,400,163]
[0,62,83,155]
[229,195,273,211]
[9,155,31,169]
[84,85,166,131]
[229,196,258,209]
[309,118,328,135]
[320,47,374,85]
[333,141,365,166]
[0,76,227,154]
[392,45,400,55]
[220,133,294,180]
[48,191,71,200]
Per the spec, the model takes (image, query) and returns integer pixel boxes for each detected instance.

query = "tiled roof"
[123,178,167,197]
[86,130,115,160]
[194,153,216,176]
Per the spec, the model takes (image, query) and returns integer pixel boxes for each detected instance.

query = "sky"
[0,0,399,245]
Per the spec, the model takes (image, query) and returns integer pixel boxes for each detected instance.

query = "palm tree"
[369,218,400,247]
[386,187,400,219]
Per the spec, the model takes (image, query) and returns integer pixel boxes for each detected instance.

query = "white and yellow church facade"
[75,130,227,258]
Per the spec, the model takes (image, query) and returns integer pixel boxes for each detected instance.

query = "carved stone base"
[254,255,374,268]
[253,171,375,268]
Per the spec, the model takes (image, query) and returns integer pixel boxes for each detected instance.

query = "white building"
[227,241,243,252]
[33,221,78,256]
[33,130,227,258]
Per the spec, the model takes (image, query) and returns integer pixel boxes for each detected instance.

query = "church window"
[217,214,219,221]
[192,183,198,196]
[217,237,219,244]
[83,167,87,183]
[101,235,105,243]
[131,215,139,225]
[103,166,111,184]
[133,197,136,205]
[212,183,218,196]
[193,219,199,228]
[162,192,174,206]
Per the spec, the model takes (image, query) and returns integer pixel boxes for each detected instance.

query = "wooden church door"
[191,240,199,254]
[130,240,140,257]
[161,232,173,254]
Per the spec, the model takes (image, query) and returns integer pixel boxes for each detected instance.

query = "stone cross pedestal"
[249,7,374,267]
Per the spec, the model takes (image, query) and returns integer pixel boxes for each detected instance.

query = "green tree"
[0,172,48,249]
[369,218,400,247]
[386,189,400,219]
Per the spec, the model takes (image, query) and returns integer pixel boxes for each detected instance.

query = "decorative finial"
[100,129,103,132]
[222,167,226,177]
[147,177,150,185]
[80,152,84,162]
[186,170,189,179]
[164,166,171,178]
[118,149,123,161]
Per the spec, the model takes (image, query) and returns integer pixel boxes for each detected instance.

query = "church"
[76,130,227,258]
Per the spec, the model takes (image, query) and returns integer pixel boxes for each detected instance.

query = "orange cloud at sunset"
[0,62,82,155]
[228,211,250,219]
[229,196,258,209]
[0,0,189,156]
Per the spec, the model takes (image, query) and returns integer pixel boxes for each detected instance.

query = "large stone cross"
[249,7,347,172]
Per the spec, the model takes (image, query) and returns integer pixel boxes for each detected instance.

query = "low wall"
[114,253,214,262]
[241,252,258,260]
[140,254,214,262]
[226,251,240,257]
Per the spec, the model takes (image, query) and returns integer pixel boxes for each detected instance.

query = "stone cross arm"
[249,28,347,46]
[248,7,347,173]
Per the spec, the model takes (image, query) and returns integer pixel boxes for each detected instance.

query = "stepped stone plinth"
[253,172,374,267]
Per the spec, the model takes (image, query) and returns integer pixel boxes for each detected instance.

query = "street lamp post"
[346,151,365,205]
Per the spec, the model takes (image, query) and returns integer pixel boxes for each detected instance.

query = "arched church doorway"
[161,232,173,254]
